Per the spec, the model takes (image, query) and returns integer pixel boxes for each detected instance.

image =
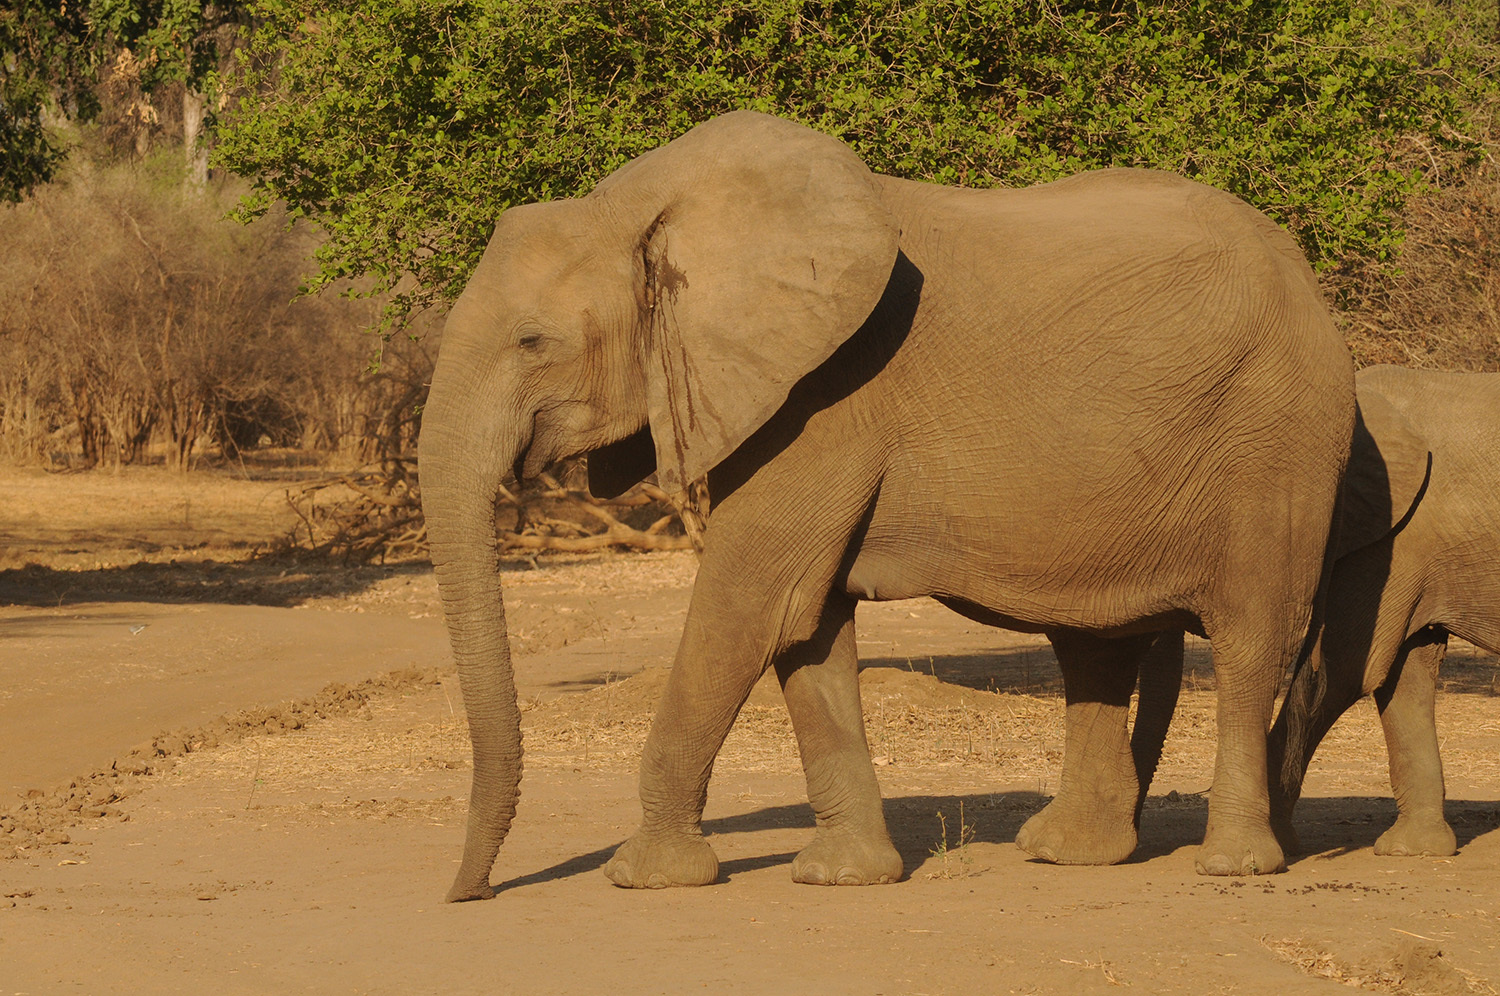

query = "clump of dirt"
[1264,935,1497,995]
[860,664,1022,710]
[300,796,464,824]
[0,667,448,859]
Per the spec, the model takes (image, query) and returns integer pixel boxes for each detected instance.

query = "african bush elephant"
[419,110,1356,901]
[1265,366,1500,857]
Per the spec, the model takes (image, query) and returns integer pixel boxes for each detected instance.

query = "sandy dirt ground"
[2,465,1499,995]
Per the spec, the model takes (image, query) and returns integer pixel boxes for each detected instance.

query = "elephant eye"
[518,330,544,349]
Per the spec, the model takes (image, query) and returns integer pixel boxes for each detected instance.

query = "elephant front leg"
[1374,633,1456,857]
[604,611,765,889]
[1016,631,1153,865]
[776,595,902,885]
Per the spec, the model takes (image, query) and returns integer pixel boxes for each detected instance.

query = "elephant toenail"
[800,863,831,884]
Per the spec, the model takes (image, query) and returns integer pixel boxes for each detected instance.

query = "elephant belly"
[844,547,956,604]
[842,541,1194,637]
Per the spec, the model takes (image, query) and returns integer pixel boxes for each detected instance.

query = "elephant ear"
[590,111,901,495]
[1336,389,1431,559]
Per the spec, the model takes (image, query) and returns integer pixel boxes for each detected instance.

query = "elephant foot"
[604,830,720,888]
[1015,797,1137,866]
[1374,815,1456,857]
[1195,825,1285,876]
[791,829,903,886]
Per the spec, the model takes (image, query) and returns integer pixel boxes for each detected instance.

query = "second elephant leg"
[776,594,902,885]
[1374,631,1456,857]
[1265,623,1379,856]
[1016,630,1154,865]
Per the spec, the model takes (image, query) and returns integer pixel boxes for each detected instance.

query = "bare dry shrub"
[1327,117,1500,372]
[0,156,392,469]
[0,335,64,464]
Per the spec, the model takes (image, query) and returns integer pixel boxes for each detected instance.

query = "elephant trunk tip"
[445,874,498,903]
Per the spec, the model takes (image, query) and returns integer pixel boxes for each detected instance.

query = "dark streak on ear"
[639,213,697,487]
[637,210,667,315]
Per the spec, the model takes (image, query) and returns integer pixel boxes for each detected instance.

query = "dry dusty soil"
[2,464,1499,995]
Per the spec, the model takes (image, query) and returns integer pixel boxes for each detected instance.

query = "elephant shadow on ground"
[492,792,1050,894]
[1137,794,1500,867]
[859,639,1218,697]
[862,640,1498,699]
[1106,795,1499,867]
[0,556,434,611]
[491,792,1500,893]
[1285,797,1500,863]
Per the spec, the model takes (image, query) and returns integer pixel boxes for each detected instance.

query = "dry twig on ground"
[279,458,692,563]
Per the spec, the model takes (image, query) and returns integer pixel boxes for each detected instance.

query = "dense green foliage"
[213,0,1500,327]
[1,0,95,200]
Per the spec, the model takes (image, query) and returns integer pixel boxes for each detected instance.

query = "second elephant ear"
[1336,388,1431,559]
[589,111,901,495]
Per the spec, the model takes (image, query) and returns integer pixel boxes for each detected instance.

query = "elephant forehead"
[467,213,631,319]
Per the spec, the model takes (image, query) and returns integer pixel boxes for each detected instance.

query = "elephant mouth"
[516,404,595,481]
[512,412,540,483]
[515,410,572,482]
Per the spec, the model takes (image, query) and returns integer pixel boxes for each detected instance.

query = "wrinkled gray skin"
[419,111,1355,901]
[1265,367,1500,857]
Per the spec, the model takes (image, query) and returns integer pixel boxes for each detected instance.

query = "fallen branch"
[277,456,692,563]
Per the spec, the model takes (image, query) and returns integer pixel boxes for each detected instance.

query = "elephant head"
[419,111,901,901]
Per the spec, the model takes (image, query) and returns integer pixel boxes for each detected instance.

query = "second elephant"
[1136,365,1497,858]
[1270,365,1500,856]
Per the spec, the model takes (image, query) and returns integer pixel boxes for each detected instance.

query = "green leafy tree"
[84,0,253,185]
[87,0,246,88]
[213,1,1500,331]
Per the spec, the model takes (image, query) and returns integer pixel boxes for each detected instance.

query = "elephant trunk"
[420,341,524,902]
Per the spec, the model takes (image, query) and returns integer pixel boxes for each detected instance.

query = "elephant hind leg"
[1016,630,1155,866]
[1195,601,1308,876]
[1130,629,1185,825]
[1374,631,1456,857]
[776,593,902,886]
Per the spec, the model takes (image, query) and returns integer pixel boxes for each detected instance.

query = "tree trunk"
[69,378,103,467]
[182,89,208,191]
